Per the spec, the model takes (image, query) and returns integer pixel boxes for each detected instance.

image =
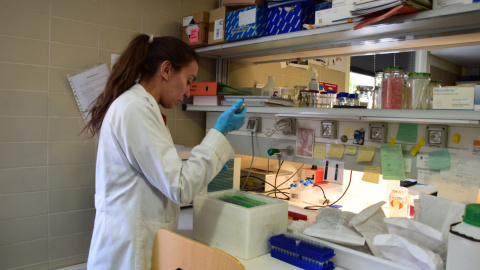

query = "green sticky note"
[396,123,418,143]
[380,143,406,180]
[428,149,450,170]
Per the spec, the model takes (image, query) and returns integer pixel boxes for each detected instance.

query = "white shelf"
[195,4,480,64]
[185,105,480,124]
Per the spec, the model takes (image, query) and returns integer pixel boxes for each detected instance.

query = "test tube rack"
[219,195,266,208]
[269,233,335,270]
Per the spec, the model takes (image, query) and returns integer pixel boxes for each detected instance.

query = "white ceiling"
[430,45,480,68]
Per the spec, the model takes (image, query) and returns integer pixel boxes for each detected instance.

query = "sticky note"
[428,149,450,170]
[345,146,357,155]
[452,134,460,144]
[380,143,406,180]
[357,146,375,162]
[343,126,355,136]
[327,143,345,159]
[313,143,327,160]
[396,123,418,143]
[362,166,381,184]
[189,27,199,42]
[390,137,395,146]
[410,137,425,156]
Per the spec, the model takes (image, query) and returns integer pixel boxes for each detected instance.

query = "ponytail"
[81,34,198,138]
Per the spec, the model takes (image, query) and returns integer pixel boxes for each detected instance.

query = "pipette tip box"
[193,189,288,259]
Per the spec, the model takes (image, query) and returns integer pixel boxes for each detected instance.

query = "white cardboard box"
[193,189,288,259]
[432,86,475,110]
[315,0,354,26]
[433,0,472,10]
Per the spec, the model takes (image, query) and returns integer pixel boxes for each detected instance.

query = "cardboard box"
[190,82,218,96]
[265,1,316,36]
[433,0,472,10]
[314,0,353,26]
[432,86,475,110]
[319,82,338,92]
[223,0,266,6]
[182,11,209,47]
[225,5,267,41]
[208,6,232,45]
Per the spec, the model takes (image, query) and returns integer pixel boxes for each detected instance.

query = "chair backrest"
[151,229,245,270]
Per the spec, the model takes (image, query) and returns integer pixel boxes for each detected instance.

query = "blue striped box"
[266,1,316,36]
[225,6,267,41]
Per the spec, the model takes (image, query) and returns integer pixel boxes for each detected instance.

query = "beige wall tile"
[0,239,48,269]
[50,43,99,70]
[174,118,205,141]
[48,141,96,166]
[51,17,99,47]
[0,7,49,40]
[51,0,100,24]
[14,262,49,270]
[48,92,82,118]
[48,164,95,189]
[0,215,48,246]
[0,0,50,15]
[143,0,180,18]
[100,1,142,32]
[49,254,88,270]
[196,57,217,82]
[49,209,95,237]
[176,106,205,120]
[179,0,217,18]
[99,26,138,52]
[0,63,48,92]
[48,117,85,141]
[50,232,91,261]
[0,90,48,116]
[0,117,47,142]
[0,192,48,220]
[142,11,180,38]
[0,142,47,169]
[99,49,122,69]
[0,36,49,66]
[49,67,79,93]
[49,187,95,213]
[0,167,47,194]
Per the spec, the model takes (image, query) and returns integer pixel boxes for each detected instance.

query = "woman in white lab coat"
[82,34,246,269]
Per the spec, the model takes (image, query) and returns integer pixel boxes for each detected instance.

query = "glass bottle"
[406,72,431,109]
[374,71,383,109]
[336,92,349,106]
[382,67,405,109]
[356,85,374,108]
[421,80,442,110]
[388,187,409,218]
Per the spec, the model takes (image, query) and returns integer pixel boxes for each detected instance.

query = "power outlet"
[246,117,261,132]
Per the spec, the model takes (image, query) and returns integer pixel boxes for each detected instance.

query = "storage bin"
[264,0,316,36]
[193,189,288,259]
[225,6,267,41]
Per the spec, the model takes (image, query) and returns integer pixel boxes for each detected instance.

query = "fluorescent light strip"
[361,117,480,124]
[275,113,360,120]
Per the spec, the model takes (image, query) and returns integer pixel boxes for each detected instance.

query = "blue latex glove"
[220,162,228,173]
[213,99,246,135]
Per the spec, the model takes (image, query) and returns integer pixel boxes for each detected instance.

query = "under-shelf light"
[275,113,360,120]
[360,116,480,125]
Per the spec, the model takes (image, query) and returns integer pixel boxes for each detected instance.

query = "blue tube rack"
[269,234,335,270]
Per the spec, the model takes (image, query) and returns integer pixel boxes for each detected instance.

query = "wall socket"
[246,117,261,132]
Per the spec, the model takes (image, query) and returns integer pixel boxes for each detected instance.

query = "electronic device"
[240,167,293,192]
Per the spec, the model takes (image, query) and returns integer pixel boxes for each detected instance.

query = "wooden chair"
[151,229,245,270]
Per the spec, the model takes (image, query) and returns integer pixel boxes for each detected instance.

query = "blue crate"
[225,6,267,41]
[264,0,317,35]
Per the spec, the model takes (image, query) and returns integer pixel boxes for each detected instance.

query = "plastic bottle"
[308,68,319,91]
[290,183,300,202]
[262,76,280,97]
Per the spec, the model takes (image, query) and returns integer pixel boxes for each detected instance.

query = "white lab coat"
[87,84,234,269]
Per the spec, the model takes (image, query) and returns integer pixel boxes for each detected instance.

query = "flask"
[406,72,430,109]
[262,76,280,97]
[388,187,409,217]
[382,67,405,109]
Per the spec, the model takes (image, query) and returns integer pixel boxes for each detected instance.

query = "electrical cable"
[241,131,255,191]
[313,184,330,205]
[303,170,352,210]
[240,175,289,196]
[273,160,288,200]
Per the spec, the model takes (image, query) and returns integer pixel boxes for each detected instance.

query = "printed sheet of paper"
[396,122,418,143]
[327,143,345,159]
[357,146,375,162]
[343,126,355,136]
[380,143,405,180]
[313,143,326,160]
[362,166,381,184]
[345,146,357,155]
[416,153,429,169]
[324,159,344,184]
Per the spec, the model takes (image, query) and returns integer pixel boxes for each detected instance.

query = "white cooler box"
[193,189,288,260]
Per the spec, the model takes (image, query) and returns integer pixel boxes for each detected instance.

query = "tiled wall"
[0,0,217,269]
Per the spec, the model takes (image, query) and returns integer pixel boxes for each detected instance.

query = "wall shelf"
[186,105,480,124]
[195,4,480,64]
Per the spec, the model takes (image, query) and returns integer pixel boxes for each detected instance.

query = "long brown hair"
[81,34,199,138]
